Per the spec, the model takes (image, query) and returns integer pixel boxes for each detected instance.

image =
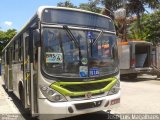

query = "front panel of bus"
[37,8,120,117]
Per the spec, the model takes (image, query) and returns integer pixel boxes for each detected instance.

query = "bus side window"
[33,30,40,70]
[13,41,16,62]
[15,39,19,63]
[18,36,23,62]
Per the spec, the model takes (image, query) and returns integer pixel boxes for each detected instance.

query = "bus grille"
[60,81,110,92]
[70,92,105,99]
[75,100,102,110]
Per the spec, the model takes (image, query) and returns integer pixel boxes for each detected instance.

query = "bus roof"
[118,41,152,46]
[37,6,112,20]
[128,41,152,45]
[2,6,113,52]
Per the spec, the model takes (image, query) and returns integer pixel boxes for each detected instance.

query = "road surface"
[0,74,160,120]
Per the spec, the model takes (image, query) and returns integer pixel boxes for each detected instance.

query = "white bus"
[1,6,120,119]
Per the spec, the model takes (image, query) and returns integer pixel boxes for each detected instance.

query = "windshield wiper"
[92,30,103,46]
[63,25,82,63]
[63,25,80,48]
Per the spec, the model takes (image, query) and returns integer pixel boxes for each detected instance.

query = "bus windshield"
[42,28,118,78]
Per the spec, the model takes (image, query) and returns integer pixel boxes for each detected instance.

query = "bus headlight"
[40,86,67,102]
[107,80,120,96]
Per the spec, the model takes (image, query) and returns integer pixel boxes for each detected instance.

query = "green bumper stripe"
[50,77,117,96]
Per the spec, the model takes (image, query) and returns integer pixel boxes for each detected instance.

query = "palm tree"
[101,0,160,19]
[101,0,123,18]
[79,0,101,13]
[126,0,160,40]
[127,0,160,27]
[101,0,160,41]
[101,0,160,25]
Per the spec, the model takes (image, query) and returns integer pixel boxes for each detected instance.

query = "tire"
[19,85,31,115]
[128,74,137,79]
[19,86,25,107]
[120,74,127,79]
[19,82,26,108]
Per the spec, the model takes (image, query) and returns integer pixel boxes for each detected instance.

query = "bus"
[119,41,153,79]
[1,6,120,119]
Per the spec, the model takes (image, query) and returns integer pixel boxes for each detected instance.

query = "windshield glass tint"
[42,9,115,31]
[42,28,118,78]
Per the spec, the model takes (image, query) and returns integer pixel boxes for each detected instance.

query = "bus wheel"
[120,74,127,79]
[19,84,25,107]
[128,74,137,79]
[157,74,160,78]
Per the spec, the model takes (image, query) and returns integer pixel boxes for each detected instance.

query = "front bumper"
[120,67,153,75]
[38,91,120,119]
[135,67,153,73]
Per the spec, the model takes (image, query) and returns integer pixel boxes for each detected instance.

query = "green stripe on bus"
[50,77,117,96]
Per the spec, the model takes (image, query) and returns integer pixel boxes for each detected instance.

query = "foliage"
[57,0,77,8]
[0,29,17,54]
[101,0,160,41]
[79,0,101,13]
[101,0,160,16]
[101,0,123,12]
[128,11,160,44]
[56,0,160,43]
[142,11,160,44]
[126,0,160,26]
[128,14,148,40]
[57,0,102,13]
[0,31,5,41]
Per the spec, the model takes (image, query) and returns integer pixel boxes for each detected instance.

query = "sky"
[0,0,89,31]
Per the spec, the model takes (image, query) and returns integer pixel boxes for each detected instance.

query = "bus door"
[29,29,39,115]
[6,48,13,91]
[23,29,39,115]
[23,33,31,109]
[4,50,9,89]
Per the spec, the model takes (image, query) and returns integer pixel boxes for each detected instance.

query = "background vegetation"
[0,29,17,54]
[0,0,160,54]
[57,0,160,43]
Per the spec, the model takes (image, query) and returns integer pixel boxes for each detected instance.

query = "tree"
[57,0,102,13]
[101,0,123,18]
[128,15,148,40]
[101,0,160,19]
[101,0,160,41]
[5,29,17,41]
[57,0,77,8]
[79,0,101,13]
[0,31,6,42]
[0,29,17,54]
[148,11,160,44]
[130,11,160,44]
[126,0,160,28]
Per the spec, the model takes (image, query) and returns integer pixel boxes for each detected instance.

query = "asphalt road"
[112,74,160,114]
[0,74,160,120]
